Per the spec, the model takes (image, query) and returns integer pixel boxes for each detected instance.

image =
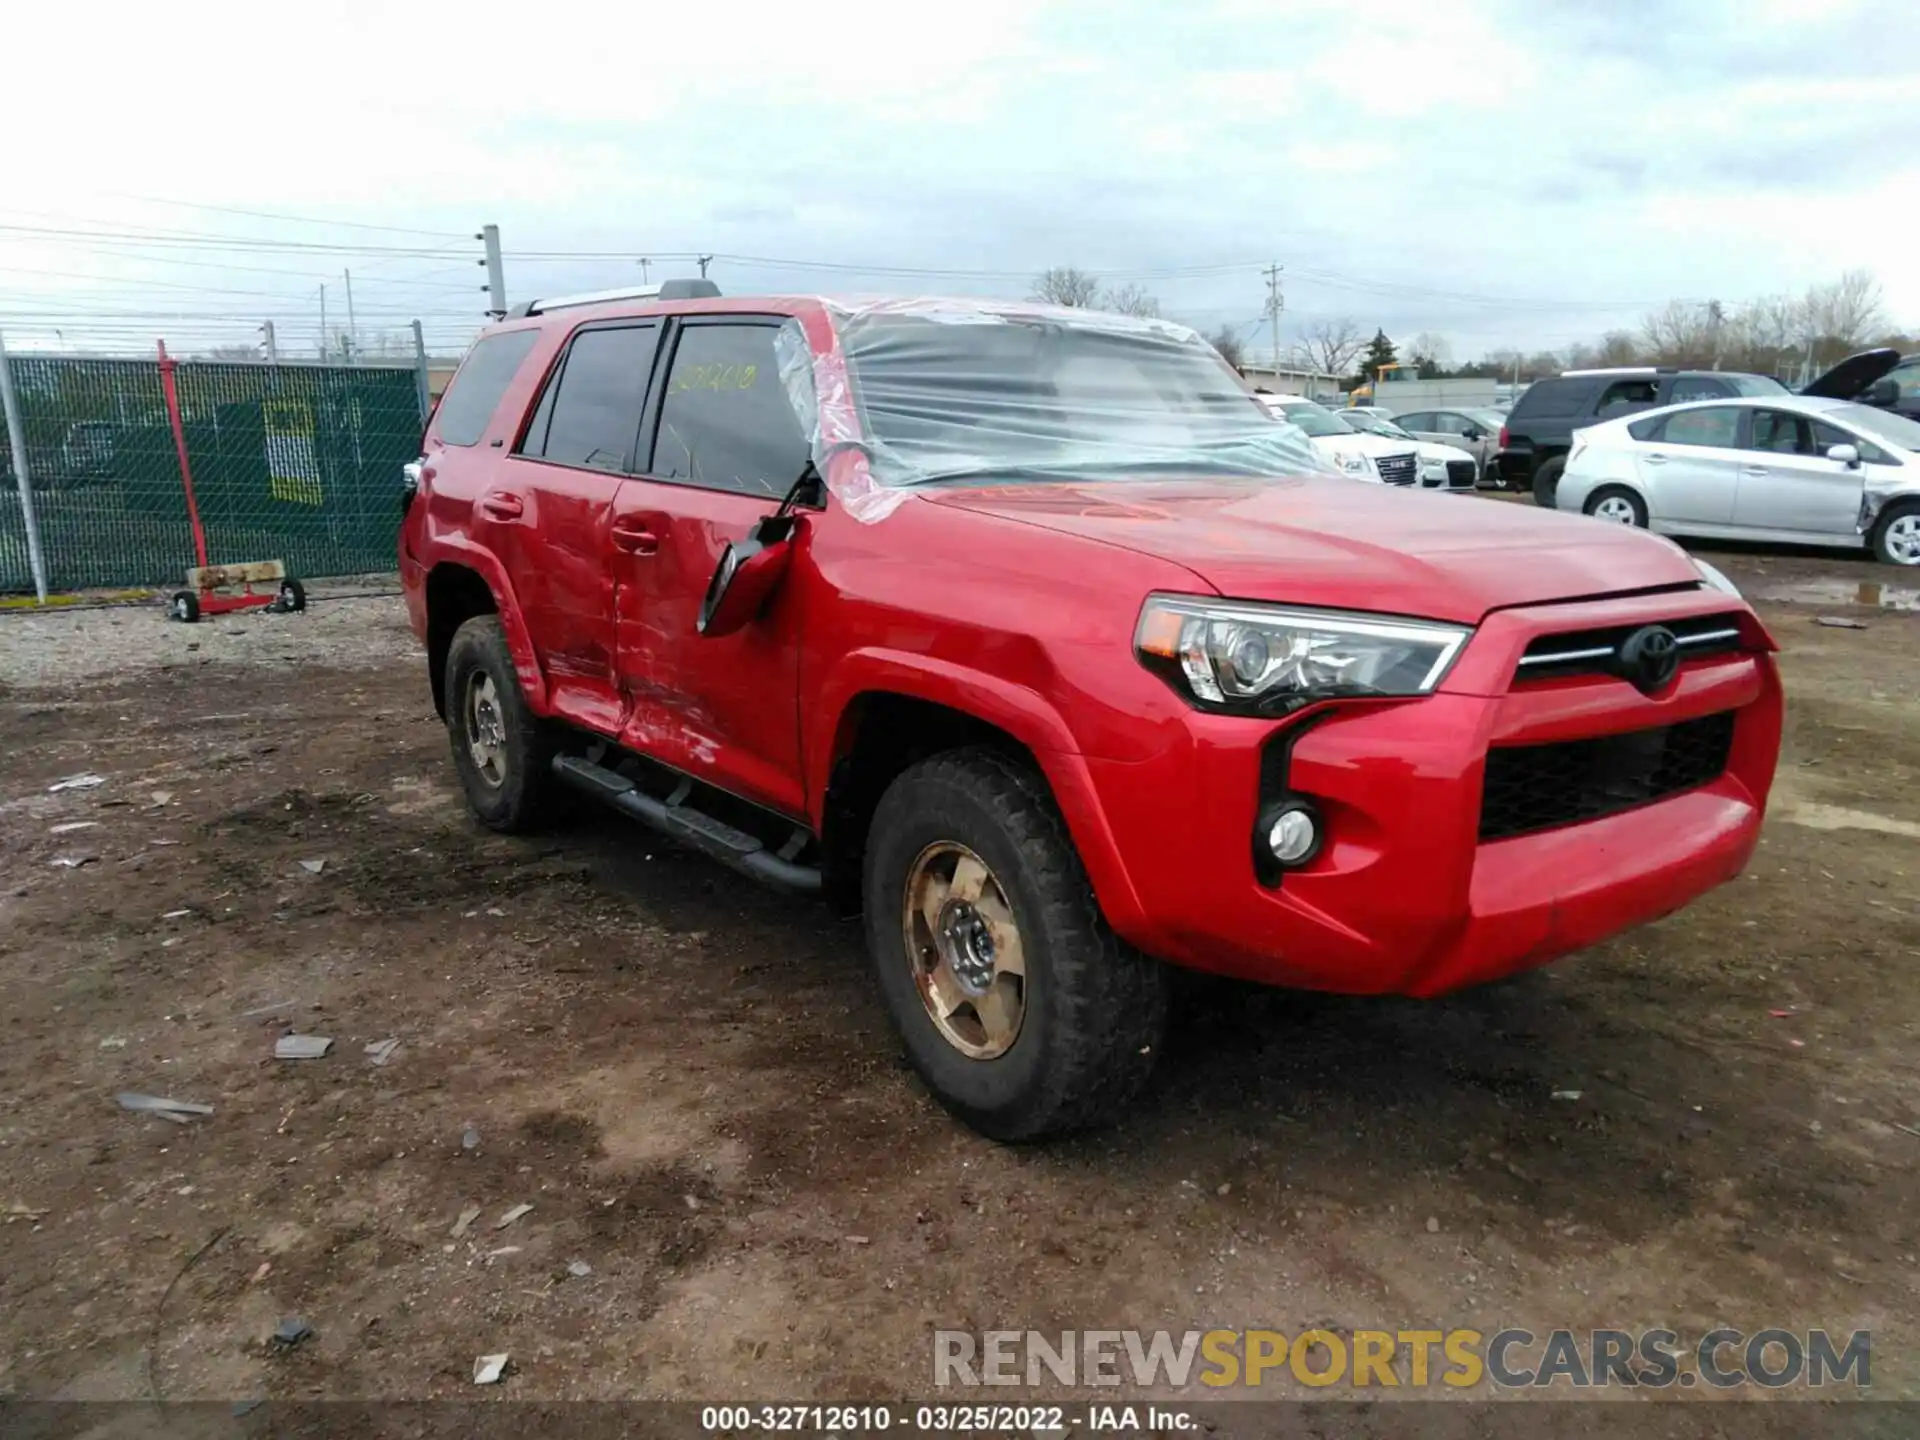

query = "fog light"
[1264,804,1319,866]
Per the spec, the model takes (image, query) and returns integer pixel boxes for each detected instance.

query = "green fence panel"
[0,356,420,594]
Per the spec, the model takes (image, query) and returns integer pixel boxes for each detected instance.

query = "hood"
[918,476,1703,623]
[1802,347,1900,399]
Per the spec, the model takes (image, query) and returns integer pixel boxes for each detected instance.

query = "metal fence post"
[0,329,50,602]
[411,320,430,424]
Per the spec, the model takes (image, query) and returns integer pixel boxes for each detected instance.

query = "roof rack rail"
[507,278,721,319]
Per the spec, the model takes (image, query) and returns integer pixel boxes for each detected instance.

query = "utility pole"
[479,223,507,320]
[260,319,278,363]
[638,257,652,284]
[410,319,431,423]
[697,254,713,279]
[1264,263,1284,382]
[319,284,329,359]
[343,269,358,363]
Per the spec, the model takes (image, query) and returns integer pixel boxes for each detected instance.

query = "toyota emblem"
[1616,625,1680,694]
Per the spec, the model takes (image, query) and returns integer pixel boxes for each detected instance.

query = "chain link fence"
[0,352,425,594]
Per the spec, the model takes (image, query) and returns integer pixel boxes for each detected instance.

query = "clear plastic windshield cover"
[774,298,1337,524]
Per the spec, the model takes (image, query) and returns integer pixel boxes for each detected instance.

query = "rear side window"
[650,323,811,497]
[1669,376,1730,404]
[1511,379,1590,420]
[1596,378,1659,411]
[521,325,660,472]
[1650,407,1740,448]
[1397,411,1433,429]
[436,329,540,447]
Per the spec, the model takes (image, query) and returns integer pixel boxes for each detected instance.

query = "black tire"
[278,577,307,612]
[169,590,200,624]
[1531,454,1566,508]
[1583,484,1649,528]
[444,615,556,832]
[1869,498,1920,567]
[862,747,1168,1142]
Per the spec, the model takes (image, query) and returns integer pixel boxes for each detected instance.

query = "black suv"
[1505,350,1908,507]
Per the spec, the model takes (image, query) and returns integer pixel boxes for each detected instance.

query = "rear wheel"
[1584,484,1649,528]
[169,590,199,624]
[1870,500,1920,566]
[444,616,556,832]
[862,748,1167,1141]
[1531,454,1566,508]
[277,578,306,612]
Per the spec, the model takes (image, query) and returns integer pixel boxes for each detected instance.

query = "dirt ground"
[1,538,1917,1413]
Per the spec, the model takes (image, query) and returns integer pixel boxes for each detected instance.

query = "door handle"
[479,491,524,521]
[611,521,659,555]
[1643,453,1668,465]
[1741,465,1771,475]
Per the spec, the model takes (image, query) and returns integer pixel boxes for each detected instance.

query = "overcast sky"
[4,0,1915,358]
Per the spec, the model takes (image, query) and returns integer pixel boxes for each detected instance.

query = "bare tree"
[1595,329,1641,367]
[1640,299,1713,367]
[1288,317,1367,380]
[1206,327,1247,371]
[1807,268,1885,349]
[1030,267,1101,308]
[1098,283,1161,319]
[1409,331,1452,374]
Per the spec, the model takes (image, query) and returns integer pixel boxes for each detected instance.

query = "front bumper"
[1083,589,1783,996]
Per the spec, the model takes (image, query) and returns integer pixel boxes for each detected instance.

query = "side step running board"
[550,754,822,895]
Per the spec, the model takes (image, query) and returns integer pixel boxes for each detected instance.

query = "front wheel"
[444,616,556,832]
[1870,500,1920,566]
[1584,484,1649,528]
[862,748,1167,1142]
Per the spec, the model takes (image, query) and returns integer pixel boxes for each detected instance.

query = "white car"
[1256,396,1459,488]
[1556,395,1920,566]
[1336,410,1480,491]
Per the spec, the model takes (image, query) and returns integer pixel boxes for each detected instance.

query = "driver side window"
[650,322,812,497]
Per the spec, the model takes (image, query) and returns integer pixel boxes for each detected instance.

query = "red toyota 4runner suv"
[401,283,1784,1140]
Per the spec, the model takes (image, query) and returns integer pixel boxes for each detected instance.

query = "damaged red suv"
[401,284,1783,1140]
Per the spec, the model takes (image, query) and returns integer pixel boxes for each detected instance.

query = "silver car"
[1556,395,1920,567]
[1388,407,1505,485]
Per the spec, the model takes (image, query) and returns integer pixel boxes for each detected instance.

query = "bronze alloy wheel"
[901,841,1027,1060]
[464,671,509,788]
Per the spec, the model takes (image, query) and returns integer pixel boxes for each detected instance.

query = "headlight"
[1694,558,1741,598]
[1135,595,1472,715]
[1336,452,1373,477]
[1420,458,1447,480]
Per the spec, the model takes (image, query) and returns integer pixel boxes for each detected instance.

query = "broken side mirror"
[697,512,798,637]
[697,462,823,638]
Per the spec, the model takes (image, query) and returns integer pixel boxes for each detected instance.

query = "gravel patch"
[0,580,415,689]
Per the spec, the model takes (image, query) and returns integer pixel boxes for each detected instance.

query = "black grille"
[1446,459,1476,488]
[1375,452,1417,485]
[1479,711,1736,841]
[1514,611,1745,683]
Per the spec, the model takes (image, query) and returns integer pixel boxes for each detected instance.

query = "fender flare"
[424,538,549,712]
[810,648,1149,935]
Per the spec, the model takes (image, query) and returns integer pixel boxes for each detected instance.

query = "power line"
[108,194,470,240]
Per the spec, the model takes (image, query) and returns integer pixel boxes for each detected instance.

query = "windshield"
[1276,402,1355,438]
[1342,412,1412,440]
[835,308,1332,485]
[1834,403,1920,452]
[1726,374,1790,397]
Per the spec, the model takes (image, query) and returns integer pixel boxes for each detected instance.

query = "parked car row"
[1253,396,1475,489]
